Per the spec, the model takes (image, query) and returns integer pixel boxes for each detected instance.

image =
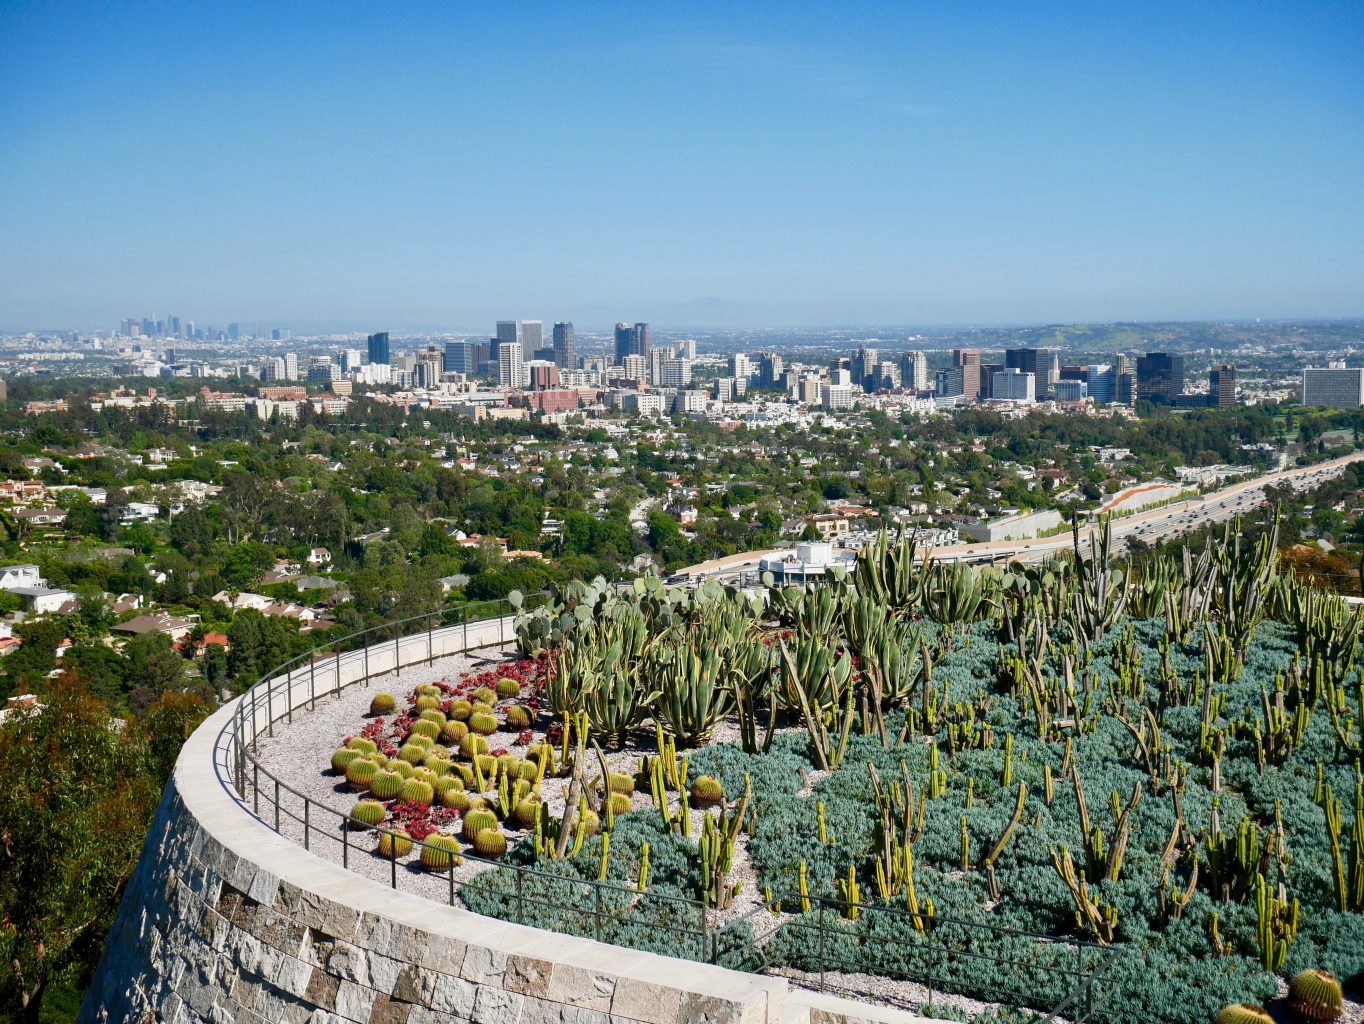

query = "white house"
[11,586,77,614]
[0,564,44,591]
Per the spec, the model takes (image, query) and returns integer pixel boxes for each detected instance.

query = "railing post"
[593,883,602,943]
[274,778,280,832]
[304,801,310,851]
[516,867,525,925]
[391,838,397,889]
[253,761,259,816]
[427,618,433,665]
[267,680,274,737]
[342,819,349,869]
[364,642,369,681]
[310,658,316,710]
[817,899,828,991]
[395,634,400,676]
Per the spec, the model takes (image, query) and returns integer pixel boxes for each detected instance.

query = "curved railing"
[211,596,1112,1019]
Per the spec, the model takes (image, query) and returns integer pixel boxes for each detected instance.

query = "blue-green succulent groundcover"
[463,618,1362,1024]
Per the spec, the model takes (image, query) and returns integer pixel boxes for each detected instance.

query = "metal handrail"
[211,596,1112,1014]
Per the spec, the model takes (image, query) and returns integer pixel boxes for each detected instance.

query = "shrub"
[449,699,473,721]
[377,828,413,859]
[348,799,386,828]
[345,759,379,790]
[496,677,521,698]
[400,779,435,805]
[369,692,396,716]
[473,829,509,858]
[419,833,462,872]
[463,809,499,841]
[331,748,361,773]
[469,711,499,736]
[1288,969,1343,1023]
[689,775,725,807]
[369,770,404,800]
[504,705,532,729]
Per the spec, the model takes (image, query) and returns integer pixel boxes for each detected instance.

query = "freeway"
[677,451,1364,584]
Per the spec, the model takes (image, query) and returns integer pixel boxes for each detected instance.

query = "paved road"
[678,451,1364,582]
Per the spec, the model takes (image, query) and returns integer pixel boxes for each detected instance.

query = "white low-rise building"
[759,542,858,585]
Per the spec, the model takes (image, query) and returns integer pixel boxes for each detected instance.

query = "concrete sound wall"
[80,622,930,1024]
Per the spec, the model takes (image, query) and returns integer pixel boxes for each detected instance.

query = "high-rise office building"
[498,341,525,389]
[1301,366,1364,409]
[613,322,651,364]
[552,322,575,368]
[283,353,299,380]
[521,321,543,353]
[367,331,390,365]
[662,358,693,387]
[900,352,930,390]
[494,321,520,362]
[936,367,965,398]
[1086,365,1115,404]
[1209,365,1237,408]
[1136,352,1185,404]
[675,339,697,360]
[1004,348,1055,400]
[953,349,982,401]
[527,362,559,390]
[992,368,1036,402]
[851,348,880,392]
[759,352,784,389]
[730,353,753,381]
[621,353,647,380]
[443,341,466,374]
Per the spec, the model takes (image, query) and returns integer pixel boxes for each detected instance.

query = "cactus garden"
[306,520,1364,1024]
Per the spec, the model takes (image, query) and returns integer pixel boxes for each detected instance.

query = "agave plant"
[650,641,733,747]
[924,560,993,626]
[775,633,854,719]
[855,529,929,617]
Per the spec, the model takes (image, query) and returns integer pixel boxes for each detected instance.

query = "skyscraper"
[1004,348,1054,400]
[521,321,544,353]
[498,341,525,389]
[953,349,982,401]
[614,323,635,364]
[494,321,520,362]
[1136,353,1185,404]
[634,322,651,360]
[367,331,390,365]
[552,322,575,369]
[1209,364,1237,408]
[851,348,879,393]
[900,352,929,390]
[1301,366,1364,409]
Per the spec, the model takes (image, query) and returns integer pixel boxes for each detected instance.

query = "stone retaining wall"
[80,622,932,1024]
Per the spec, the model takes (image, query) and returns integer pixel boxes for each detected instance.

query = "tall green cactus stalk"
[1073,774,1141,884]
[982,781,1028,901]
[779,638,856,771]
[1322,771,1364,912]
[1050,844,1118,944]
[835,864,862,921]
[698,785,749,910]
[1255,874,1298,972]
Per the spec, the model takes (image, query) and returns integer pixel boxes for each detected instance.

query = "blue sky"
[1,1,1361,330]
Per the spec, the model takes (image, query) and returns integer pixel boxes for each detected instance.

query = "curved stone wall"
[80,622,930,1024]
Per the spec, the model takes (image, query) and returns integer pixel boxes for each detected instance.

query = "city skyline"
[2,2,1362,329]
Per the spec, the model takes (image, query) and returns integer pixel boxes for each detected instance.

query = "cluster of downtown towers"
[362,321,648,379]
